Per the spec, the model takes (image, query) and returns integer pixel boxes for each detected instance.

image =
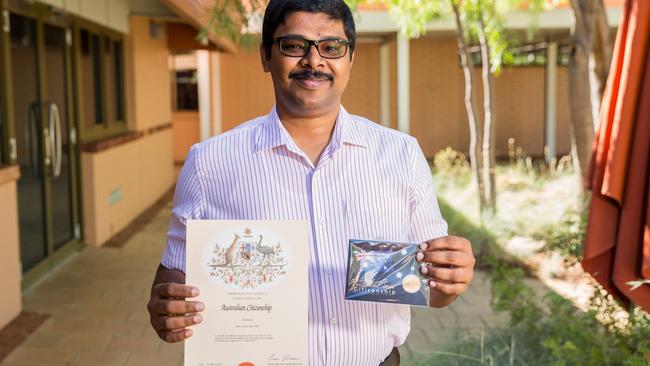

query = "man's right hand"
[147,265,205,343]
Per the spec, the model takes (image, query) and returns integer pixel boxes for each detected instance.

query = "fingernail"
[196,303,205,311]
[429,280,437,288]
[416,252,424,262]
[420,266,428,275]
[420,243,428,250]
[190,288,199,297]
[193,315,202,323]
[185,329,193,337]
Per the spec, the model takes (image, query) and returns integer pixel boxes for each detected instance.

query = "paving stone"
[108,334,163,353]
[3,347,77,365]
[125,351,182,366]
[70,350,130,366]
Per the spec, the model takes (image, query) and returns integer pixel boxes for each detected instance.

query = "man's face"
[261,11,354,116]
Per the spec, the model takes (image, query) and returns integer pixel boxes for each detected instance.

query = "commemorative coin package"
[345,239,430,307]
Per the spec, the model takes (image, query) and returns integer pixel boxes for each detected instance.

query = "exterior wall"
[0,168,22,329]
[410,37,468,157]
[36,0,129,33]
[218,42,387,129]
[343,43,380,122]
[130,16,173,132]
[215,35,571,159]
[409,37,572,158]
[172,111,200,163]
[81,15,175,247]
[81,131,174,246]
[220,47,275,130]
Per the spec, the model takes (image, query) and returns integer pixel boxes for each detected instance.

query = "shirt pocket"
[344,194,409,242]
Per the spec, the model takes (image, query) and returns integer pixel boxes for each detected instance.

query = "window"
[175,70,199,111]
[465,41,571,68]
[80,29,103,128]
[75,22,127,142]
[105,37,125,123]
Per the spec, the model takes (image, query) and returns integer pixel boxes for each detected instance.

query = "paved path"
[1,203,510,366]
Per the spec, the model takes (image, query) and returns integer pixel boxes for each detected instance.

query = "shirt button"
[330,318,337,326]
[319,217,326,226]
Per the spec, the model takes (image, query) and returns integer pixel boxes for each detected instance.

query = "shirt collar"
[255,105,368,153]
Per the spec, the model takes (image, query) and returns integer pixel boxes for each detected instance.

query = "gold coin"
[402,275,421,294]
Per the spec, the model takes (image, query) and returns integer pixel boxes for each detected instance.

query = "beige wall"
[343,43,380,122]
[172,111,200,163]
[220,47,275,130]
[0,178,22,329]
[81,130,174,246]
[218,42,387,130]
[129,16,173,132]
[215,35,570,159]
[409,37,572,158]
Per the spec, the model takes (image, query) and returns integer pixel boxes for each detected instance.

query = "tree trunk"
[477,15,497,214]
[592,0,612,104]
[451,0,485,213]
[568,0,597,183]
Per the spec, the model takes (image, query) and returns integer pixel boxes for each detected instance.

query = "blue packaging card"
[345,239,430,307]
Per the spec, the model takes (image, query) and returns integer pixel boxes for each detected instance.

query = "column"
[545,41,558,162]
[379,40,391,127]
[397,32,410,134]
[197,50,212,141]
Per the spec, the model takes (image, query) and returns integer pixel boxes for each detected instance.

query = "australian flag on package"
[345,239,430,307]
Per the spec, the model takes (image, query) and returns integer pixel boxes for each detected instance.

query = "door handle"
[26,103,41,178]
[48,102,63,178]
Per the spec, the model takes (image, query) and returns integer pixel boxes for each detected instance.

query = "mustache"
[289,69,334,81]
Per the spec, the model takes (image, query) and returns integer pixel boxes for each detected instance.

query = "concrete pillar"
[545,41,558,162]
[379,40,391,127]
[397,32,410,134]
[210,52,222,136]
[197,50,212,141]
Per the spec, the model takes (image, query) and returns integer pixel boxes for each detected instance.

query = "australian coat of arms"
[207,228,288,289]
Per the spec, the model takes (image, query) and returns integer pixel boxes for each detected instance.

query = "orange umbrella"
[584,0,650,311]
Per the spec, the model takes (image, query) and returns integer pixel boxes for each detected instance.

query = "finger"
[149,299,205,316]
[153,283,200,299]
[160,328,194,343]
[155,314,203,332]
[420,250,475,267]
[420,266,472,284]
[420,236,472,253]
[428,281,467,296]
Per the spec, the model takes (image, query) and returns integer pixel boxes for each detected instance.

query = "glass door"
[10,12,47,272]
[43,22,77,250]
[7,1,81,282]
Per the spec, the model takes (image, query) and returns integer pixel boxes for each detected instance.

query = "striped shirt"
[162,106,448,366]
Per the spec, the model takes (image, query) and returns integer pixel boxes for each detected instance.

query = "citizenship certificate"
[186,220,309,366]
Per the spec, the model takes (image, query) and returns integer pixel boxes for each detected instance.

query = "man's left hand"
[416,236,475,307]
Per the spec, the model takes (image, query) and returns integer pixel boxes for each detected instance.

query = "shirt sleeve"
[161,144,204,273]
[408,140,448,243]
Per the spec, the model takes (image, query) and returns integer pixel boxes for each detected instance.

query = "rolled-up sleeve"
[161,144,204,273]
[408,141,448,243]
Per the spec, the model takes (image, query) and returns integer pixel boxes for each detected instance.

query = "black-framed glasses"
[273,36,351,59]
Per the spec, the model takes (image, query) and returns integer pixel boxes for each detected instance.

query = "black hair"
[262,0,356,59]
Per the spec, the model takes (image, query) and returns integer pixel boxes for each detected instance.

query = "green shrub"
[533,207,587,265]
[412,257,650,365]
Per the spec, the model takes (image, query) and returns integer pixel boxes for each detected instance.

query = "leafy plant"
[533,207,587,265]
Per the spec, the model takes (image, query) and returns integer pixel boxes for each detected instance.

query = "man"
[147,1,476,365]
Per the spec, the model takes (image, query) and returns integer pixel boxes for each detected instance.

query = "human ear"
[260,43,271,73]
